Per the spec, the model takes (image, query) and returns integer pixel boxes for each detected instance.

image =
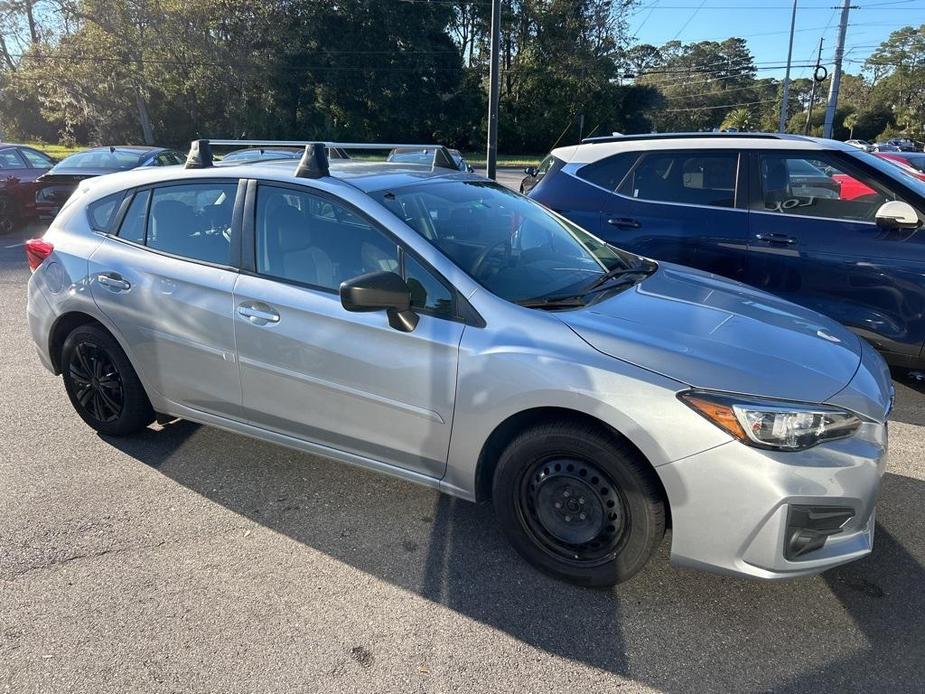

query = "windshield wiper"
[517,294,588,309]
[582,261,656,294]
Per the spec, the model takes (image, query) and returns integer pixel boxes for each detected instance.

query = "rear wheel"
[492,422,665,586]
[0,195,18,234]
[61,324,154,436]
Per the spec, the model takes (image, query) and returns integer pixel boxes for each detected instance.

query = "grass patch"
[462,153,542,168]
[23,142,84,160]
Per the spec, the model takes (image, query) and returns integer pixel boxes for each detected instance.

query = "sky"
[629,0,925,82]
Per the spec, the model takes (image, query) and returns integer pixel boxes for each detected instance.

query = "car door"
[745,149,925,362]
[88,179,245,418]
[232,181,464,478]
[596,149,750,280]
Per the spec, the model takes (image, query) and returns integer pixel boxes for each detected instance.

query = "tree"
[721,107,750,131]
[843,111,859,139]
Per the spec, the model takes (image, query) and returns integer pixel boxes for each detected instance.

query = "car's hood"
[561,263,863,403]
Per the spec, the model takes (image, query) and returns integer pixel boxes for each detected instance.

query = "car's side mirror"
[524,167,537,177]
[340,271,419,332]
[875,200,920,230]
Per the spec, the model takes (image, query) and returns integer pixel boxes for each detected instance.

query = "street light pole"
[778,0,798,133]
[804,37,824,135]
[823,0,852,139]
[486,0,501,180]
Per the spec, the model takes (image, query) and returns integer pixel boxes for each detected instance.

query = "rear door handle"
[97,273,131,291]
[755,233,797,245]
[607,217,641,229]
[237,303,280,325]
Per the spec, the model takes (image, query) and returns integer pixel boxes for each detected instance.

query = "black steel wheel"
[519,458,629,566]
[61,324,154,436]
[493,421,665,586]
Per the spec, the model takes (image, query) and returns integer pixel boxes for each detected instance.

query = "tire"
[0,195,18,234]
[61,324,154,436]
[492,422,665,587]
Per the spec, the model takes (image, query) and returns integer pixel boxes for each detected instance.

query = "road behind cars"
[2,209,925,692]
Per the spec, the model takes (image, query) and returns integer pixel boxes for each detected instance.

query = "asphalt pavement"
[1,202,924,693]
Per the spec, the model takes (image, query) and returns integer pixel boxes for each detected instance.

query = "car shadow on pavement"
[104,421,925,692]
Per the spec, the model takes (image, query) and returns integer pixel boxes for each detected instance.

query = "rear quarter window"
[86,192,126,232]
[576,153,638,191]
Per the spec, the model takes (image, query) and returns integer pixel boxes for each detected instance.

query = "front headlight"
[678,390,862,451]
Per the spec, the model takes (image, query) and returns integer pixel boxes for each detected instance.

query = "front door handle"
[97,272,131,291]
[607,217,641,229]
[238,303,280,325]
[755,233,797,245]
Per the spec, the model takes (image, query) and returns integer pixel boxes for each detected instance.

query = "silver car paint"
[27,162,892,580]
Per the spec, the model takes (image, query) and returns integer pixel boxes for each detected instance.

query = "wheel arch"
[472,406,670,524]
[48,311,110,374]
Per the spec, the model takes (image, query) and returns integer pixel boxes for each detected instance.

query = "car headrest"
[151,200,193,239]
[269,205,309,253]
[763,158,789,194]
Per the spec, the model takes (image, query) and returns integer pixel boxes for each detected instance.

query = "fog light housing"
[785,505,855,560]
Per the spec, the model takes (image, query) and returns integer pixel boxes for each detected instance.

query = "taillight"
[25,238,54,272]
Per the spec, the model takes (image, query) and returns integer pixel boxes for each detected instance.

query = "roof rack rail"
[184,139,459,174]
[580,132,790,145]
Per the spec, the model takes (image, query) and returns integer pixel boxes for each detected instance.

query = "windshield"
[850,150,925,196]
[375,180,640,304]
[54,149,143,171]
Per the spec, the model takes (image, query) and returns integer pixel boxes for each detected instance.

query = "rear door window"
[0,149,25,169]
[618,151,739,208]
[145,183,237,265]
[20,148,54,168]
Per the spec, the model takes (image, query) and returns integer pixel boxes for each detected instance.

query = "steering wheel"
[471,239,511,278]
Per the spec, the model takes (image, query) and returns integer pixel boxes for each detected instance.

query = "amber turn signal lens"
[680,394,748,441]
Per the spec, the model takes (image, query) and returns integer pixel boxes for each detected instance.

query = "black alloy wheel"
[67,340,124,424]
[61,324,155,436]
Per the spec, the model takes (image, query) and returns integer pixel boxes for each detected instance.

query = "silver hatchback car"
[26,141,893,586]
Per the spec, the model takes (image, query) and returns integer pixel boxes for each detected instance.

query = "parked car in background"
[845,139,874,153]
[528,132,925,369]
[520,154,554,194]
[886,138,917,152]
[24,139,892,586]
[386,146,471,172]
[0,143,55,232]
[221,146,350,162]
[876,151,925,182]
[873,142,901,153]
[35,146,185,221]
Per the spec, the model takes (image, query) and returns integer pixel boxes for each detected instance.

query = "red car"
[0,143,55,233]
[874,151,925,182]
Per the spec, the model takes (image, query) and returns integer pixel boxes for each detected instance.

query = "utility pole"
[804,37,824,135]
[823,0,852,139]
[778,0,798,132]
[486,0,501,180]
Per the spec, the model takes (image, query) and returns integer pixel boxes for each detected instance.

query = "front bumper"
[657,418,887,579]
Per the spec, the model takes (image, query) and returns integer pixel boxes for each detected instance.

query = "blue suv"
[528,132,925,369]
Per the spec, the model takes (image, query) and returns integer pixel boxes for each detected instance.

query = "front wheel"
[61,324,154,436]
[492,422,665,586]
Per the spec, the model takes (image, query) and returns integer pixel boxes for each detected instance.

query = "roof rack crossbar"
[189,139,460,173]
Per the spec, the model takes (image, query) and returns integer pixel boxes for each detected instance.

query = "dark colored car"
[35,146,184,220]
[528,132,925,369]
[520,155,555,195]
[887,138,917,152]
[0,143,55,232]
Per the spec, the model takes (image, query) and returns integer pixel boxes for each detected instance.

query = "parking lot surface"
[2,207,924,693]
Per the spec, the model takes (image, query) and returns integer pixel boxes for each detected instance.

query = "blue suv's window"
[577,152,638,191]
[619,152,738,208]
